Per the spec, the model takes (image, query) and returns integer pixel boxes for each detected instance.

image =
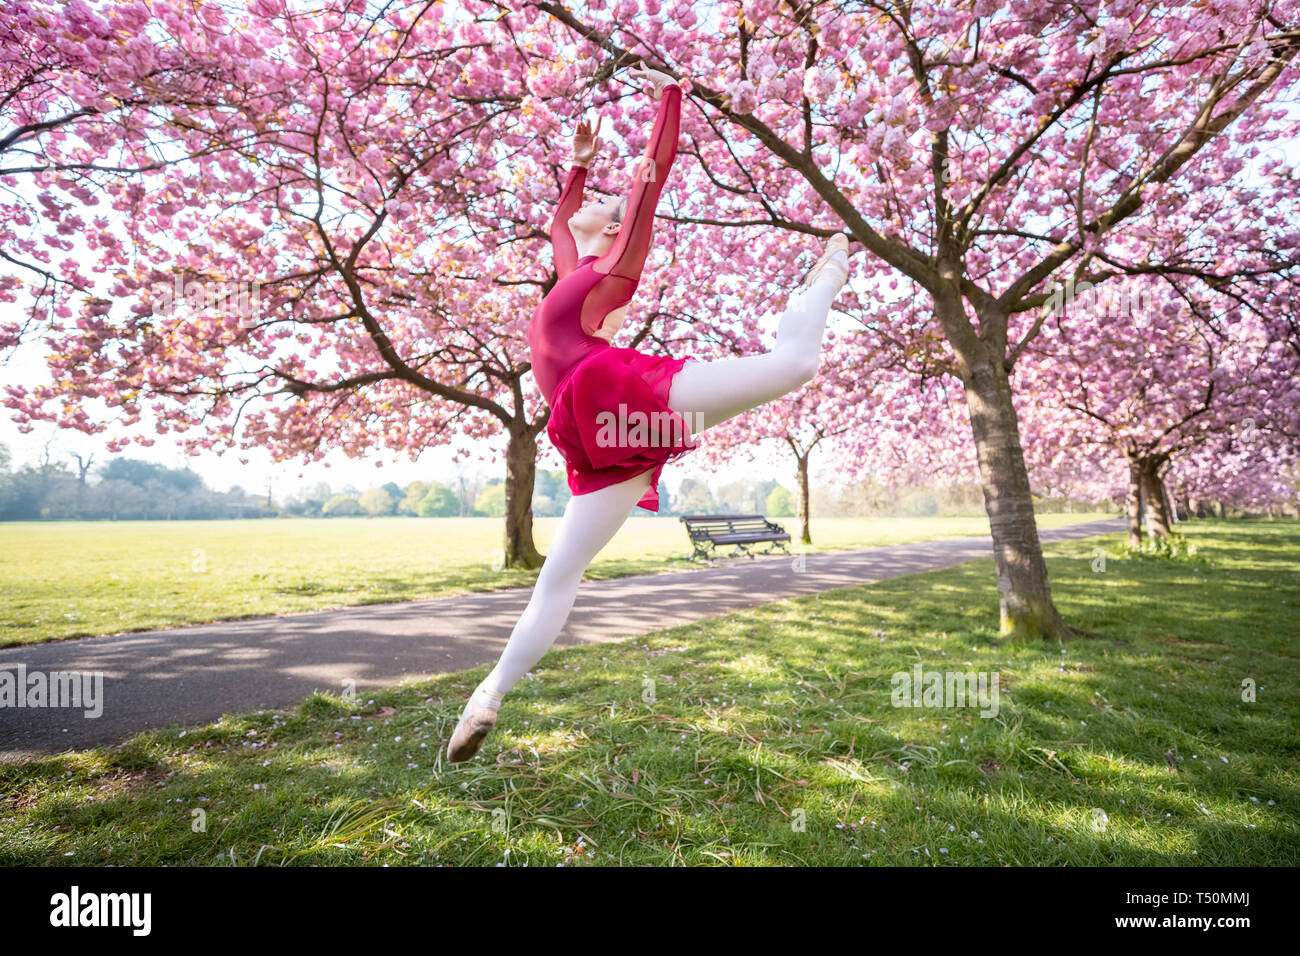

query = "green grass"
[1,518,1294,866]
[0,512,1110,647]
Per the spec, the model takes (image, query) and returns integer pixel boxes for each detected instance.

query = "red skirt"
[545,347,700,511]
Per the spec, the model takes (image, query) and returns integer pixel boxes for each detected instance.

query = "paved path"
[0,518,1124,760]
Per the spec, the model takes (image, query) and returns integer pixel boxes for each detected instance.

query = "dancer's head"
[569,193,626,247]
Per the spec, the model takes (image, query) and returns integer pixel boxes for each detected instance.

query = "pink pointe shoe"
[447,704,498,763]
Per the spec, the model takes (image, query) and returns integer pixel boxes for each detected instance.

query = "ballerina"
[448,62,852,762]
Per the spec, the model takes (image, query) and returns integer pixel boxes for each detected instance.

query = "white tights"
[463,251,850,717]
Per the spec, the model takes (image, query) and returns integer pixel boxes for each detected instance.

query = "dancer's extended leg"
[451,236,850,759]
[459,467,654,721]
[667,241,850,432]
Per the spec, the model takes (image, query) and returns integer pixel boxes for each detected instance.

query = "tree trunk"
[962,356,1065,639]
[1140,458,1172,538]
[73,452,93,520]
[795,450,812,546]
[503,424,544,569]
[1126,455,1143,548]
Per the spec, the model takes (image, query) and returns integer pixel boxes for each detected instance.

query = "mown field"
[0,512,1110,646]
[0,519,1294,866]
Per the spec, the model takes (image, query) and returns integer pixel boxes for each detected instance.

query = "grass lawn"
[1,518,1294,866]
[0,512,1111,647]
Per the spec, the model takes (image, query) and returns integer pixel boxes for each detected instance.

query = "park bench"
[678,513,792,562]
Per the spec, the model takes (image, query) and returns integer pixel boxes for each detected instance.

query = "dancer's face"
[569,194,622,238]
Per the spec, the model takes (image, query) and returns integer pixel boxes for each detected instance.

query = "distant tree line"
[0,447,272,521]
[0,443,591,520]
[664,478,793,516]
[0,443,1111,521]
[811,478,1113,518]
[283,469,577,518]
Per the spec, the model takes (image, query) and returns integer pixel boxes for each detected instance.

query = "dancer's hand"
[626,62,677,100]
[572,113,601,167]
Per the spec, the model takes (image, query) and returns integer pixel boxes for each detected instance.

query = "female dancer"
[448,63,852,762]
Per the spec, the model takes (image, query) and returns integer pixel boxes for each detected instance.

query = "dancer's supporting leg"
[458,467,654,721]
[667,239,850,432]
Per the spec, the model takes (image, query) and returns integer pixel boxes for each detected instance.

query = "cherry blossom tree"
[1018,268,1300,544]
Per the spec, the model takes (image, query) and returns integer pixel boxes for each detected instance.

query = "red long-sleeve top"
[528,83,682,404]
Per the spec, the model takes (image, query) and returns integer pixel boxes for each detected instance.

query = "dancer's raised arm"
[549,164,586,279]
[550,114,600,279]
[593,73,681,282]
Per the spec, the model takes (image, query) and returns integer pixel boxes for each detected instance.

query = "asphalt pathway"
[0,518,1124,760]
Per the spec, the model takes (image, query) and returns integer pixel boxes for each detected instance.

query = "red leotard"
[529,82,697,512]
